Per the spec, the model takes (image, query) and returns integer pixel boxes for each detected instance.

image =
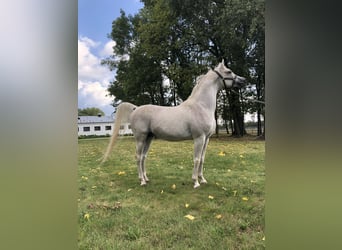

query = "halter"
[213,69,237,91]
[214,70,266,105]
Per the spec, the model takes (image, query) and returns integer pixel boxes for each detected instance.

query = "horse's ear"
[221,59,225,65]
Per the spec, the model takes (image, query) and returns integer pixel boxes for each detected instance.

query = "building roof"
[78,115,114,124]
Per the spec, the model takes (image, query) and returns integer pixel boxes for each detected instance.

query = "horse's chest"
[208,118,216,134]
[191,117,216,136]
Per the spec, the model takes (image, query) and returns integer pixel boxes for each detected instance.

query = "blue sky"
[78,0,143,115]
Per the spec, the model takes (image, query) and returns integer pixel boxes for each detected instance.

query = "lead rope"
[230,89,265,105]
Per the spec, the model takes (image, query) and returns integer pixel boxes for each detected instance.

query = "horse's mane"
[188,74,206,99]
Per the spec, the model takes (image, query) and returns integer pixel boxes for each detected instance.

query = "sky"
[78,0,144,116]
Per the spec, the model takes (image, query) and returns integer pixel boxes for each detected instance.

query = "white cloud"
[78,36,112,82]
[78,36,115,115]
[99,40,116,57]
[78,80,112,106]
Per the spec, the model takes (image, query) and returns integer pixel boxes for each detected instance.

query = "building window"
[128,125,131,129]
[94,126,101,131]
[83,127,90,132]
[120,125,124,130]
[105,126,111,130]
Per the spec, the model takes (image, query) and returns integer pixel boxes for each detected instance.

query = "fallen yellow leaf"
[185,203,190,208]
[117,171,126,175]
[215,214,222,219]
[262,236,265,241]
[171,184,176,190]
[208,195,214,199]
[233,190,237,196]
[242,197,249,201]
[160,190,164,194]
[84,213,90,220]
[218,151,225,156]
[184,214,195,220]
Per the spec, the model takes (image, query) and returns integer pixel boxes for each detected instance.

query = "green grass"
[78,135,265,249]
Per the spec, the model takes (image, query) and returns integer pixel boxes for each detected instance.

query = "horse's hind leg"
[135,137,147,186]
[141,135,153,182]
[135,134,153,186]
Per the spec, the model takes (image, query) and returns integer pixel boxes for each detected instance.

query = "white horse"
[102,61,246,188]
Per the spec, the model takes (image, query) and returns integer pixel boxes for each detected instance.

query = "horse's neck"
[185,72,219,111]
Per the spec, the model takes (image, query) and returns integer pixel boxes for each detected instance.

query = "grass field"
[78,135,265,249]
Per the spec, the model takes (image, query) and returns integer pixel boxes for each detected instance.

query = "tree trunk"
[231,91,245,137]
[159,80,165,106]
[257,109,262,136]
[261,110,265,139]
[224,119,229,134]
[255,75,265,140]
[215,104,219,137]
[173,80,177,106]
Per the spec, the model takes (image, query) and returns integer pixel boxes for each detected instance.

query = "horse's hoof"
[140,180,147,186]
[200,179,207,184]
[193,182,200,189]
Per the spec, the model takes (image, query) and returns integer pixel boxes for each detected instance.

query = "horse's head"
[213,60,247,90]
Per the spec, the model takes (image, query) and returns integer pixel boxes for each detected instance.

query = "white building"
[77,115,133,136]
[118,123,133,136]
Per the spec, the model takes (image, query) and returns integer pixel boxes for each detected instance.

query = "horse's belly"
[151,122,192,141]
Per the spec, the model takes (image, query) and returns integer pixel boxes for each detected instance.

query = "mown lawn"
[78,135,265,249]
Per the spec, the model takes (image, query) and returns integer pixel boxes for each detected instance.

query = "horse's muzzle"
[233,76,247,88]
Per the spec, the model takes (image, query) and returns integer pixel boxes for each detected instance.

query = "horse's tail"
[101,102,137,163]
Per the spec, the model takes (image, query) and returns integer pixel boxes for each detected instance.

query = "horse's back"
[130,104,194,140]
[130,104,215,140]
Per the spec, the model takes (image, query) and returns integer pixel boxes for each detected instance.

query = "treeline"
[78,107,105,116]
[102,0,264,137]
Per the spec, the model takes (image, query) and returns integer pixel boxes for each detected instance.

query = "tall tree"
[102,10,166,106]
[168,0,265,136]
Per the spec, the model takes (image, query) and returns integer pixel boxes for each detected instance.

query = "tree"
[78,107,105,116]
[102,10,167,106]
[168,0,265,137]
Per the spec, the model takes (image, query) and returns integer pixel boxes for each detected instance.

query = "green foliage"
[78,136,265,249]
[110,10,133,56]
[78,107,105,116]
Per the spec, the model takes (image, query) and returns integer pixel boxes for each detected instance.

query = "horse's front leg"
[193,136,206,188]
[198,137,210,184]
